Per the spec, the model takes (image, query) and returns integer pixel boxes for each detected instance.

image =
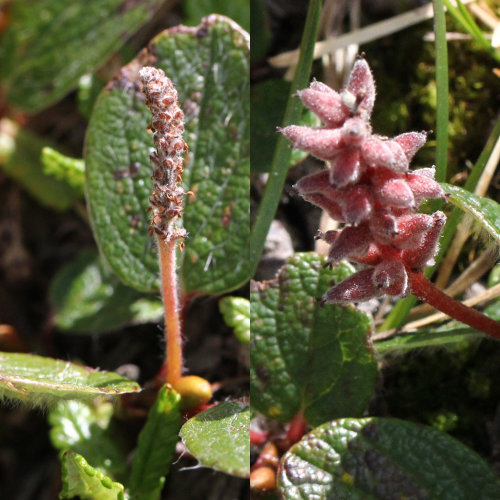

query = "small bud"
[375,177,415,209]
[298,86,350,127]
[392,213,435,249]
[402,211,446,270]
[345,58,376,119]
[302,192,345,222]
[327,223,371,264]
[250,466,276,491]
[406,171,445,206]
[361,136,407,172]
[174,375,213,410]
[294,169,330,194]
[393,131,427,160]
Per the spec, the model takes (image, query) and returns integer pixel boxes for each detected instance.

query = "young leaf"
[219,296,250,343]
[41,147,85,193]
[128,386,181,500]
[0,119,82,210]
[85,15,250,294]
[278,417,500,499]
[49,249,162,334]
[0,0,164,112]
[442,183,500,245]
[49,400,127,481]
[251,253,377,427]
[59,450,126,500]
[180,401,250,478]
[0,352,140,408]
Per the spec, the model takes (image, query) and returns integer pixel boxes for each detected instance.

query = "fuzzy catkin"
[139,66,188,243]
[281,58,446,304]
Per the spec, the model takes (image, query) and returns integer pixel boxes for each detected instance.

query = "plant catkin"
[139,66,188,244]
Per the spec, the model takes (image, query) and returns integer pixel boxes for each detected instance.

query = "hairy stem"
[156,238,183,385]
[408,270,500,338]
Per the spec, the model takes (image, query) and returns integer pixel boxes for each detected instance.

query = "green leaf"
[183,0,250,32]
[180,401,250,477]
[49,400,127,481]
[250,253,377,427]
[219,296,250,343]
[59,450,126,500]
[85,15,250,294]
[0,0,164,112]
[0,119,82,210]
[49,249,162,334]
[128,386,181,500]
[41,147,85,193]
[278,417,500,499]
[442,183,500,245]
[251,79,318,173]
[0,351,140,408]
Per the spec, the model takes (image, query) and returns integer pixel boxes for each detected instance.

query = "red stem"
[408,270,500,338]
[286,413,308,445]
[156,237,184,385]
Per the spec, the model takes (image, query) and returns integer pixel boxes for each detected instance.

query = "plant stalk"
[408,270,500,338]
[157,237,183,385]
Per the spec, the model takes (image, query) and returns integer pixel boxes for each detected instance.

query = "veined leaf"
[59,450,126,500]
[278,417,500,499]
[0,352,140,408]
[250,253,377,427]
[180,401,250,477]
[85,15,250,294]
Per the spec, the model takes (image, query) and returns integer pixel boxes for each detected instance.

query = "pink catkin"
[284,58,445,304]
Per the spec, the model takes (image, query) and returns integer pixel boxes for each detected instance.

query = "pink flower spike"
[373,259,409,296]
[294,169,330,194]
[329,148,362,187]
[279,125,344,160]
[322,268,380,304]
[393,131,427,160]
[297,86,350,127]
[327,223,372,264]
[339,185,374,225]
[345,58,376,119]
